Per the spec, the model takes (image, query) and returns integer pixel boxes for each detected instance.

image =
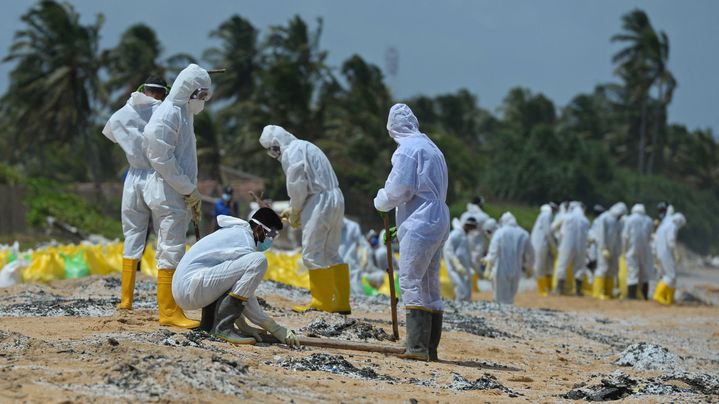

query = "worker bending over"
[173,208,300,346]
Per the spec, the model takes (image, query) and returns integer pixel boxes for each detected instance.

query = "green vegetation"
[0,2,716,253]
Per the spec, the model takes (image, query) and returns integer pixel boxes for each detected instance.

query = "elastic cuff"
[229,292,248,301]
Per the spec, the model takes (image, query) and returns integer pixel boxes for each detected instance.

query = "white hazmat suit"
[622,204,654,289]
[143,63,211,328]
[443,217,475,301]
[259,125,349,313]
[555,204,590,293]
[374,104,450,312]
[653,212,686,305]
[530,204,555,295]
[486,213,533,304]
[592,203,627,298]
[339,218,381,296]
[103,92,160,260]
[461,204,490,273]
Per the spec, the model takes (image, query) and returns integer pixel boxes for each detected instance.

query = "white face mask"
[188,99,205,115]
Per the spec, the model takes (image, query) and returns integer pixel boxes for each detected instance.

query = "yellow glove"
[359,249,368,268]
[673,249,681,263]
[259,318,300,347]
[281,207,302,229]
[184,189,202,223]
[602,249,611,260]
[451,257,466,275]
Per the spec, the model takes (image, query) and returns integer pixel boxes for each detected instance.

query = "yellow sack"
[84,245,115,276]
[264,250,309,289]
[23,250,65,283]
[103,243,124,273]
[141,244,158,278]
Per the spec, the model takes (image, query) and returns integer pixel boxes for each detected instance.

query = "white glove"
[234,315,264,342]
[281,207,301,229]
[259,318,300,347]
[184,189,202,222]
[602,249,611,260]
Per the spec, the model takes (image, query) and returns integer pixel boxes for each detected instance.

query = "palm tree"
[611,9,670,175]
[2,0,105,194]
[647,31,675,174]
[203,15,259,103]
[103,24,165,109]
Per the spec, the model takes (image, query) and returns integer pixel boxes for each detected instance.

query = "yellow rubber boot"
[157,269,200,328]
[592,276,606,299]
[117,258,139,310]
[331,263,352,314]
[653,281,668,304]
[605,277,615,299]
[536,276,549,297]
[665,286,675,305]
[294,266,335,313]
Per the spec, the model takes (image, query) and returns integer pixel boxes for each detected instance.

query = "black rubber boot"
[428,311,443,361]
[199,299,218,332]
[641,283,649,300]
[211,293,255,345]
[575,280,583,296]
[554,279,566,295]
[399,309,431,361]
[627,284,638,300]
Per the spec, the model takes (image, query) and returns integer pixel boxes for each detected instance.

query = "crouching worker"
[172,208,300,346]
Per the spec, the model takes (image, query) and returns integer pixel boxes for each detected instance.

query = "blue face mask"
[222,193,232,202]
[257,238,273,252]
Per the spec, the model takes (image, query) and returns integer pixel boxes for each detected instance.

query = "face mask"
[222,193,231,202]
[257,238,273,252]
[266,146,281,159]
[188,99,205,115]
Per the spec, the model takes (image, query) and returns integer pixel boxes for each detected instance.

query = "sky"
[0,0,717,133]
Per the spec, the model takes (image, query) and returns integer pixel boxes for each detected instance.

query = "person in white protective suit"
[372,229,397,284]
[373,103,450,362]
[339,217,384,296]
[653,212,686,305]
[530,204,556,296]
[485,212,533,304]
[102,75,168,311]
[144,63,211,328]
[173,208,300,346]
[620,204,653,300]
[258,125,349,313]
[461,197,490,275]
[591,202,627,299]
[443,216,478,301]
[554,203,590,295]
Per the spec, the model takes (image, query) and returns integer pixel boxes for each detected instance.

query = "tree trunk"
[647,81,663,175]
[638,94,648,174]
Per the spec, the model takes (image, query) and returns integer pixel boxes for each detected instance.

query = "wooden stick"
[383,215,400,340]
[207,68,227,74]
[263,334,405,355]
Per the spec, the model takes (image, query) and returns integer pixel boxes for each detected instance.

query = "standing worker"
[530,204,556,296]
[653,212,686,305]
[592,202,627,299]
[374,103,450,362]
[443,216,478,301]
[258,125,349,313]
[144,63,212,328]
[485,212,533,304]
[173,208,299,346]
[554,202,590,295]
[622,204,654,299]
[103,75,168,311]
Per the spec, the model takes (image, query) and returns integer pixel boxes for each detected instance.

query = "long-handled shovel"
[383,215,400,341]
